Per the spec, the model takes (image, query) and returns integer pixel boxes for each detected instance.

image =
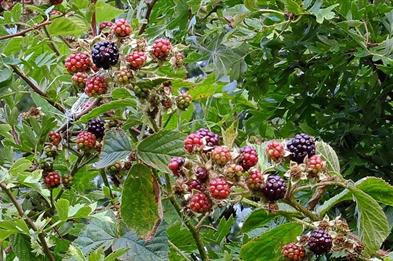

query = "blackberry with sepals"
[91,41,119,69]
[287,133,316,163]
[239,145,258,170]
[196,128,220,147]
[262,175,287,201]
[307,229,333,255]
[87,119,105,138]
[188,192,211,213]
[282,243,306,261]
[195,166,208,182]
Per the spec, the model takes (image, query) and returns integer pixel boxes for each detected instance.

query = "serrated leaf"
[351,187,389,256]
[240,222,303,261]
[9,158,31,176]
[112,223,168,261]
[241,209,277,233]
[12,234,38,261]
[94,129,132,169]
[55,199,70,221]
[79,98,136,123]
[47,17,88,36]
[31,93,64,119]
[74,212,117,254]
[137,131,186,172]
[317,177,393,216]
[121,164,162,239]
[316,141,340,175]
[0,67,12,87]
[95,0,123,23]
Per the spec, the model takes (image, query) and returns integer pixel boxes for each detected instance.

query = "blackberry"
[188,192,211,213]
[168,157,185,176]
[196,128,220,147]
[87,119,105,138]
[307,155,326,174]
[195,166,208,182]
[246,169,264,191]
[211,146,232,166]
[239,146,258,170]
[62,175,73,188]
[187,179,203,192]
[151,38,172,60]
[76,131,96,150]
[91,41,119,69]
[209,177,231,199]
[44,171,61,188]
[307,230,333,255]
[282,243,306,261]
[286,133,316,163]
[184,133,203,153]
[262,175,286,201]
[266,141,285,161]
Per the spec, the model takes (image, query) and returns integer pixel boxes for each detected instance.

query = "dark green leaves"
[350,188,389,256]
[94,129,132,169]
[78,99,136,123]
[137,131,186,172]
[240,223,303,261]
[121,164,162,239]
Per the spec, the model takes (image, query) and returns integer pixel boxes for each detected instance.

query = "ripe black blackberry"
[87,119,105,138]
[196,128,220,147]
[91,41,119,69]
[307,229,333,255]
[262,175,287,201]
[286,133,316,163]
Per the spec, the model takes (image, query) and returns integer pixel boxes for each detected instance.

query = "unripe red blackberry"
[65,53,91,73]
[71,72,88,89]
[266,141,285,161]
[307,155,326,174]
[239,146,258,170]
[99,21,113,34]
[262,175,287,201]
[168,157,185,176]
[126,51,147,70]
[287,133,316,163]
[91,41,119,69]
[84,75,108,96]
[176,92,192,110]
[195,166,209,182]
[224,164,243,181]
[209,177,231,199]
[184,133,203,153]
[87,118,105,138]
[187,179,203,192]
[307,230,333,255]
[115,69,133,84]
[76,131,96,150]
[246,169,264,191]
[62,175,73,188]
[282,243,306,261]
[211,146,232,166]
[44,171,61,188]
[112,18,132,37]
[151,38,172,60]
[196,128,220,147]
[161,96,173,109]
[48,131,61,146]
[188,192,211,213]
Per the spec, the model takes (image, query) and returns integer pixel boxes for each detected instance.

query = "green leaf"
[121,164,162,239]
[13,234,38,261]
[316,141,340,175]
[137,131,186,172]
[282,0,304,15]
[78,99,136,123]
[74,212,117,254]
[351,187,389,256]
[317,177,393,216]
[94,129,132,169]
[31,93,64,119]
[95,0,123,23]
[47,17,88,36]
[104,248,128,261]
[310,4,339,24]
[222,120,238,148]
[240,222,303,261]
[112,223,168,261]
[55,199,70,221]
[0,67,12,87]
[241,209,277,233]
[9,158,31,176]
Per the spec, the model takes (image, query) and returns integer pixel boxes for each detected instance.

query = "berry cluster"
[282,218,364,260]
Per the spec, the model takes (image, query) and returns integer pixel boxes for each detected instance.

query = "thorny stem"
[138,0,159,35]
[43,26,60,56]
[91,0,97,37]
[101,170,114,199]
[164,173,209,261]
[283,197,320,221]
[9,64,65,113]
[0,20,51,41]
[0,183,55,261]
[168,240,192,261]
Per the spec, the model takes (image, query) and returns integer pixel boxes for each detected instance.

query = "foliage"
[0,0,392,261]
